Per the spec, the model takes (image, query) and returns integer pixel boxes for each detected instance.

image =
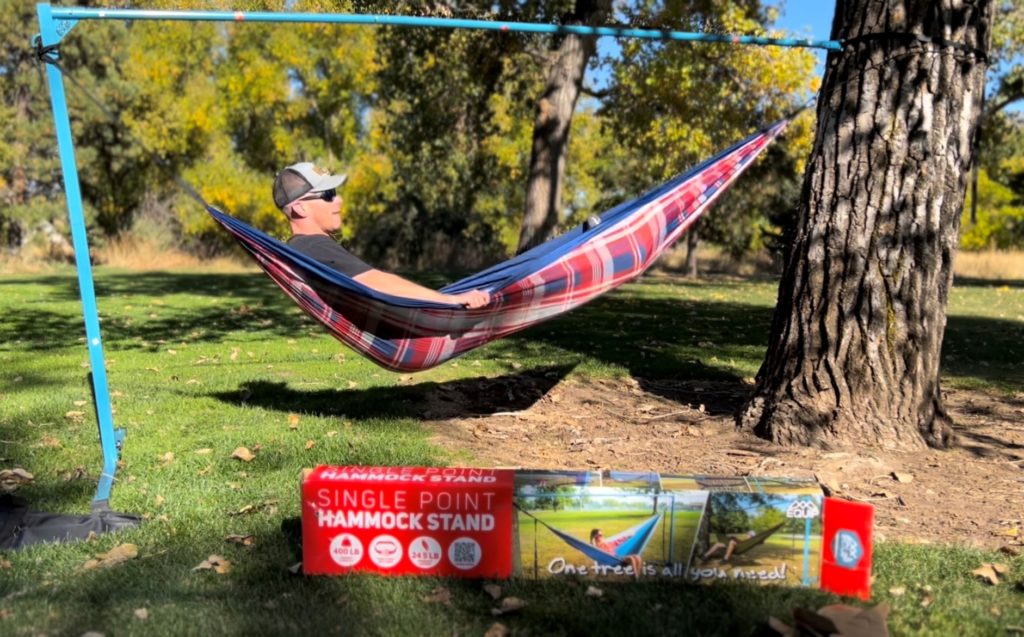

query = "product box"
[301,466,872,598]
[302,466,515,577]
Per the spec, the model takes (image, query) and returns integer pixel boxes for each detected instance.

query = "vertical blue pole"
[37,3,121,509]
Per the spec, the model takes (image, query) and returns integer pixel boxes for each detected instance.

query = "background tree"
[603,0,818,277]
[515,0,610,253]
[739,0,995,449]
[0,1,133,255]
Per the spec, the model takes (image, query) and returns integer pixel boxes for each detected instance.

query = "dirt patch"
[421,374,1024,550]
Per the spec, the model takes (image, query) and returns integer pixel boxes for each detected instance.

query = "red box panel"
[820,497,874,600]
[302,466,515,577]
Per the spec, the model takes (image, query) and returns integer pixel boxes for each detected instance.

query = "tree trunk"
[685,221,700,278]
[738,0,994,450]
[516,0,609,254]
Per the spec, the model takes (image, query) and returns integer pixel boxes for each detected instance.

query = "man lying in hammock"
[702,528,758,562]
[272,162,491,309]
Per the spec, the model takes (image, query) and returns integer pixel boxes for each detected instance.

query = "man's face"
[299,188,343,233]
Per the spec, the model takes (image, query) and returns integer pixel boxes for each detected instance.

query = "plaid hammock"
[208,120,787,372]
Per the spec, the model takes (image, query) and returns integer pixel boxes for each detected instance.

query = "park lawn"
[0,266,1021,636]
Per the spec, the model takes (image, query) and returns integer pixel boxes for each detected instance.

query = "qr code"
[448,537,481,570]
[452,541,476,563]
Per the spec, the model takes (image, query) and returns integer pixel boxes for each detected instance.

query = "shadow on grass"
[8,271,1023,392]
[2,523,837,637]
[953,276,1024,289]
[210,364,577,421]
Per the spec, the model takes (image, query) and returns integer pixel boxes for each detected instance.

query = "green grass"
[1,266,1023,636]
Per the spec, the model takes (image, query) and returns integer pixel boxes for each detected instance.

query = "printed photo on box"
[514,470,687,580]
[689,492,822,586]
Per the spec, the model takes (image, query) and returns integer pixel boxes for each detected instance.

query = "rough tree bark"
[685,221,700,278]
[738,0,994,449]
[516,0,609,254]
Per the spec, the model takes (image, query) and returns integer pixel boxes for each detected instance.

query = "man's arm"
[354,269,490,309]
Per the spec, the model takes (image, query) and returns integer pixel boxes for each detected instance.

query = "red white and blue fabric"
[208,120,787,372]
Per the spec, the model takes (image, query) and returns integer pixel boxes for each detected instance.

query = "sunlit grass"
[0,266,1021,635]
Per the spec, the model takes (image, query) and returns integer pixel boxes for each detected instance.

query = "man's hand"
[450,290,491,309]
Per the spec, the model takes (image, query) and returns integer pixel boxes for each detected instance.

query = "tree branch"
[580,86,611,99]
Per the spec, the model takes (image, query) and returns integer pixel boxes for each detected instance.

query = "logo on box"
[409,536,443,569]
[369,535,403,568]
[329,533,363,567]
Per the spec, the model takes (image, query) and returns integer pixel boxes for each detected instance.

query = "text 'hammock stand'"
[209,120,787,372]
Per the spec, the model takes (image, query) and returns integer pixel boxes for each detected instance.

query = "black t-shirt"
[287,234,373,278]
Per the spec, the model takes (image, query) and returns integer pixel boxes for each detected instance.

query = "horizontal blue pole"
[49,7,842,51]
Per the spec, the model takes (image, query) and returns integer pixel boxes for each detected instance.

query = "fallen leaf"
[288,413,300,430]
[483,584,502,600]
[288,562,302,574]
[585,585,603,598]
[61,466,88,481]
[64,411,85,422]
[788,604,890,637]
[767,616,797,637]
[347,381,358,389]
[154,495,165,507]
[226,534,255,548]
[491,597,526,616]
[484,622,509,637]
[159,452,174,466]
[816,603,890,637]
[83,543,139,570]
[195,448,213,455]
[998,545,1022,557]
[0,468,34,491]
[888,586,905,596]
[232,447,256,462]
[38,436,61,452]
[305,440,315,450]
[0,609,12,621]
[133,608,149,620]
[973,563,1003,585]
[919,592,934,608]
[193,555,230,574]
[891,471,914,484]
[421,586,452,604]
[228,500,278,516]
[0,557,11,570]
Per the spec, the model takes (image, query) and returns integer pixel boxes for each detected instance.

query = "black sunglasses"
[300,188,337,203]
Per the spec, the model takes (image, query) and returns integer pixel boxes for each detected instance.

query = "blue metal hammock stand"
[34,3,840,509]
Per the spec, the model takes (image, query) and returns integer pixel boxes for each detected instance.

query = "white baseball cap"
[272,162,347,209]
